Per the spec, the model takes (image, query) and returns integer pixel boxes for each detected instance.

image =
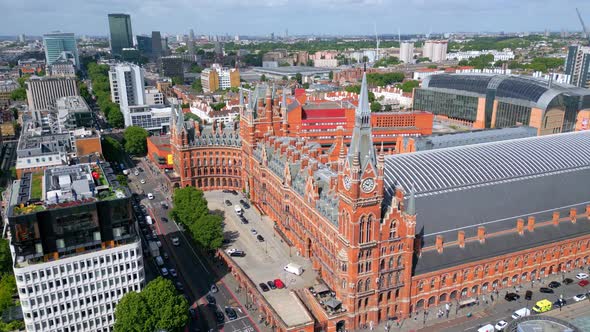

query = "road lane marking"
[172,220,210,273]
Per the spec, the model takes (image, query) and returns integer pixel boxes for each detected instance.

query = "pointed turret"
[347,72,376,174]
[281,88,288,125]
[239,88,244,106]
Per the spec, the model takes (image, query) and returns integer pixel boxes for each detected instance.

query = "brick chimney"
[553,211,560,226]
[458,231,465,249]
[527,216,535,232]
[517,218,525,235]
[477,226,486,243]
[570,208,577,224]
[436,235,444,253]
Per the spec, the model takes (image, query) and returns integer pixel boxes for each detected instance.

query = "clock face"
[343,175,352,190]
[361,178,375,193]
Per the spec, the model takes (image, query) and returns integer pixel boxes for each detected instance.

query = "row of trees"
[171,187,224,250]
[344,85,382,112]
[366,72,405,87]
[10,75,29,101]
[374,56,400,68]
[0,239,25,331]
[114,277,188,332]
[87,62,124,128]
[458,55,564,73]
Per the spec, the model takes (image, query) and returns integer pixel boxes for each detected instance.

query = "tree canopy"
[374,56,400,68]
[344,85,376,103]
[10,88,26,101]
[123,126,149,156]
[396,80,420,93]
[171,187,223,250]
[107,107,125,128]
[102,137,124,162]
[210,102,226,111]
[366,72,405,87]
[295,73,303,84]
[114,277,189,332]
[370,101,382,112]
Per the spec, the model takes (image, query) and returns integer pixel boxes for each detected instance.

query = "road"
[128,159,259,332]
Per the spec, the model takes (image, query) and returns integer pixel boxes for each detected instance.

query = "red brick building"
[146,135,174,170]
[168,74,590,332]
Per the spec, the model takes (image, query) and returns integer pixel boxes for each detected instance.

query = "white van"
[234,205,242,215]
[147,193,154,200]
[146,216,153,225]
[477,324,494,332]
[511,307,530,319]
[284,263,304,276]
[155,256,164,267]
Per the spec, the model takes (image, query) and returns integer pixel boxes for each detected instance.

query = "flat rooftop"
[9,162,128,217]
[253,66,333,75]
[204,191,315,328]
[56,96,90,112]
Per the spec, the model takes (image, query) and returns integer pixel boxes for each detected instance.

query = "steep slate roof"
[383,131,590,248]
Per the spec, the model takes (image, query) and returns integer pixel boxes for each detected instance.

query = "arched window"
[430,278,436,288]
[441,275,447,285]
[365,279,371,292]
[397,256,402,267]
[389,220,397,239]
[484,265,490,275]
[418,281,424,291]
[366,215,373,242]
[357,280,363,292]
[342,279,347,289]
[359,217,366,244]
[388,257,394,269]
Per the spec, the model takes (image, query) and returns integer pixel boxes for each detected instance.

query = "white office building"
[422,40,448,62]
[125,105,171,131]
[25,76,78,111]
[399,42,415,63]
[109,63,145,110]
[7,163,145,332]
[144,87,164,105]
[446,50,515,62]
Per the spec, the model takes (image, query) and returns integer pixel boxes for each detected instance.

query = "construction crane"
[576,8,590,45]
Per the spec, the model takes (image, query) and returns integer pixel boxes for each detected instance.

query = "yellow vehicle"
[532,299,552,313]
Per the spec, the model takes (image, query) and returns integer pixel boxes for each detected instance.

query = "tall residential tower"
[42,32,80,69]
[565,45,590,88]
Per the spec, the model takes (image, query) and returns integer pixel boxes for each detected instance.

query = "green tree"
[11,108,18,121]
[370,101,382,112]
[366,72,405,87]
[295,73,302,84]
[189,214,224,250]
[344,85,376,102]
[17,75,30,88]
[210,102,226,111]
[0,275,15,314]
[171,76,183,86]
[427,65,438,69]
[114,277,189,332]
[189,64,203,73]
[102,137,124,162]
[184,113,202,123]
[328,71,333,80]
[464,54,494,69]
[79,82,91,100]
[416,57,430,63]
[9,167,16,179]
[123,126,149,156]
[171,187,209,226]
[10,88,26,101]
[397,80,420,93]
[302,83,310,89]
[458,59,469,66]
[175,46,187,53]
[260,74,267,82]
[0,240,12,275]
[116,174,128,186]
[282,75,288,80]
[191,79,203,93]
[108,108,125,128]
[374,56,400,67]
[306,59,314,66]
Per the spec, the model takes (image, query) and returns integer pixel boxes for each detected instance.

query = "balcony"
[307,283,348,318]
[359,240,377,249]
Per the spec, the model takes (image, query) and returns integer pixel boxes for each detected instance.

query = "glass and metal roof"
[384,131,590,196]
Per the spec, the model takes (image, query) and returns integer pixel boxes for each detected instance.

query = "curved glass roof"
[422,73,590,110]
[384,131,590,196]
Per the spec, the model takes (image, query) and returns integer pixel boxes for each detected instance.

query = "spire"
[239,88,244,106]
[281,88,288,125]
[406,184,416,216]
[347,72,375,172]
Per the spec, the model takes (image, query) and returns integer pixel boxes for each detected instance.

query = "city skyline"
[2,0,590,37]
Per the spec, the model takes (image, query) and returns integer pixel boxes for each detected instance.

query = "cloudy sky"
[2,0,590,37]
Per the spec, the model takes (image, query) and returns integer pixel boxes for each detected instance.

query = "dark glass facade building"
[136,35,152,57]
[108,13,133,56]
[413,73,590,134]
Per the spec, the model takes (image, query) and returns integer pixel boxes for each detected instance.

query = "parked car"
[230,190,238,195]
[564,278,574,285]
[161,268,169,277]
[504,293,520,301]
[225,307,237,320]
[147,193,154,200]
[172,237,180,246]
[250,229,258,235]
[239,200,250,209]
[161,217,169,223]
[576,273,589,280]
[267,280,276,289]
[259,283,270,292]
[222,189,231,193]
[134,170,139,176]
[494,320,508,331]
[274,279,285,289]
[230,250,245,257]
[175,282,184,291]
[525,290,533,300]
[257,234,265,242]
[573,293,587,302]
[240,215,249,224]
[210,284,219,293]
[225,200,232,206]
[227,248,239,254]
[548,281,561,288]
[553,298,567,307]
[579,280,589,287]
[170,268,178,277]
[206,294,216,305]
[539,287,554,293]
[140,179,146,184]
[215,310,225,323]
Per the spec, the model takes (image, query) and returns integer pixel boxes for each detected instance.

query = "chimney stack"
[458,231,465,249]
[570,208,577,223]
[436,235,444,253]
[553,211,560,226]
[477,226,486,243]
[527,216,535,232]
[517,218,525,235]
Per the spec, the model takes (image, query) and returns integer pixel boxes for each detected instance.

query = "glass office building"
[413,73,590,133]
[108,13,133,56]
[42,32,79,69]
